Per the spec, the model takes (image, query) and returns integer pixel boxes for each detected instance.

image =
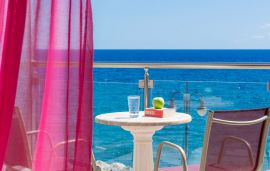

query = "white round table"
[95,111,192,171]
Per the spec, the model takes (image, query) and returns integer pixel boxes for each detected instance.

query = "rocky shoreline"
[96,160,132,171]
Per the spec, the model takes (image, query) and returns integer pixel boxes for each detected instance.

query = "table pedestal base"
[122,126,163,171]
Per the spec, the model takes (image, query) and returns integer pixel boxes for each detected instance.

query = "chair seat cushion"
[51,157,90,171]
[161,164,200,171]
[206,163,253,171]
[5,165,31,171]
[160,164,253,171]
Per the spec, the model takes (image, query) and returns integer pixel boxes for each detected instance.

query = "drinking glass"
[128,95,140,118]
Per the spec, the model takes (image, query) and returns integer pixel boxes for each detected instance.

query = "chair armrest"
[26,130,54,149]
[53,139,98,171]
[217,136,254,167]
[154,141,188,171]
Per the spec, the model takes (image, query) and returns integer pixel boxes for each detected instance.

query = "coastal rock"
[111,162,131,171]
[96,160,131,171]
[96,160,111,171]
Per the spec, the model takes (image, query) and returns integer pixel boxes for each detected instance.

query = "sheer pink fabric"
[1,0,93,171]
[0,0,27,168]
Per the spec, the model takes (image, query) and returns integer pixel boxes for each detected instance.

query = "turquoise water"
[93,50,270,170]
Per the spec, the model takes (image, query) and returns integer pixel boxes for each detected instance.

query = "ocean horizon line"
[94,49,270,51]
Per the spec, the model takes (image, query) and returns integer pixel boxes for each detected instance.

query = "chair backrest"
[200,108,270,171]
[50,139,97,171]
[4,107,32,168]
[4,107,96,170]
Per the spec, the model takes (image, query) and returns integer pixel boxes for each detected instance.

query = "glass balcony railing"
[93,66,270,171]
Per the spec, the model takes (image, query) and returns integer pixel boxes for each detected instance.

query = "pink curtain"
[0,0,93,170]
[0,0,27,168]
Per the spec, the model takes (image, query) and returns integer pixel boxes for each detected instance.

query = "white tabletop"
[95,111,192,126]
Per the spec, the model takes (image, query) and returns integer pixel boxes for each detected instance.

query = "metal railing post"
[144,67,149,109]
[183,93,190,158]
[184,81,190,158]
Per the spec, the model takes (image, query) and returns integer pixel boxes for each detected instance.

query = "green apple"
[152,97,165,109]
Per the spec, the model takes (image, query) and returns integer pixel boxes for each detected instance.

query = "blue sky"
[92,0,270,49]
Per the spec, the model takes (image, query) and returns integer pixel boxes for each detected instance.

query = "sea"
[93,49,270,170]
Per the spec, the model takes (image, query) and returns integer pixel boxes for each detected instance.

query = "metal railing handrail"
[94,62,270,69]
[31,60,270,69]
